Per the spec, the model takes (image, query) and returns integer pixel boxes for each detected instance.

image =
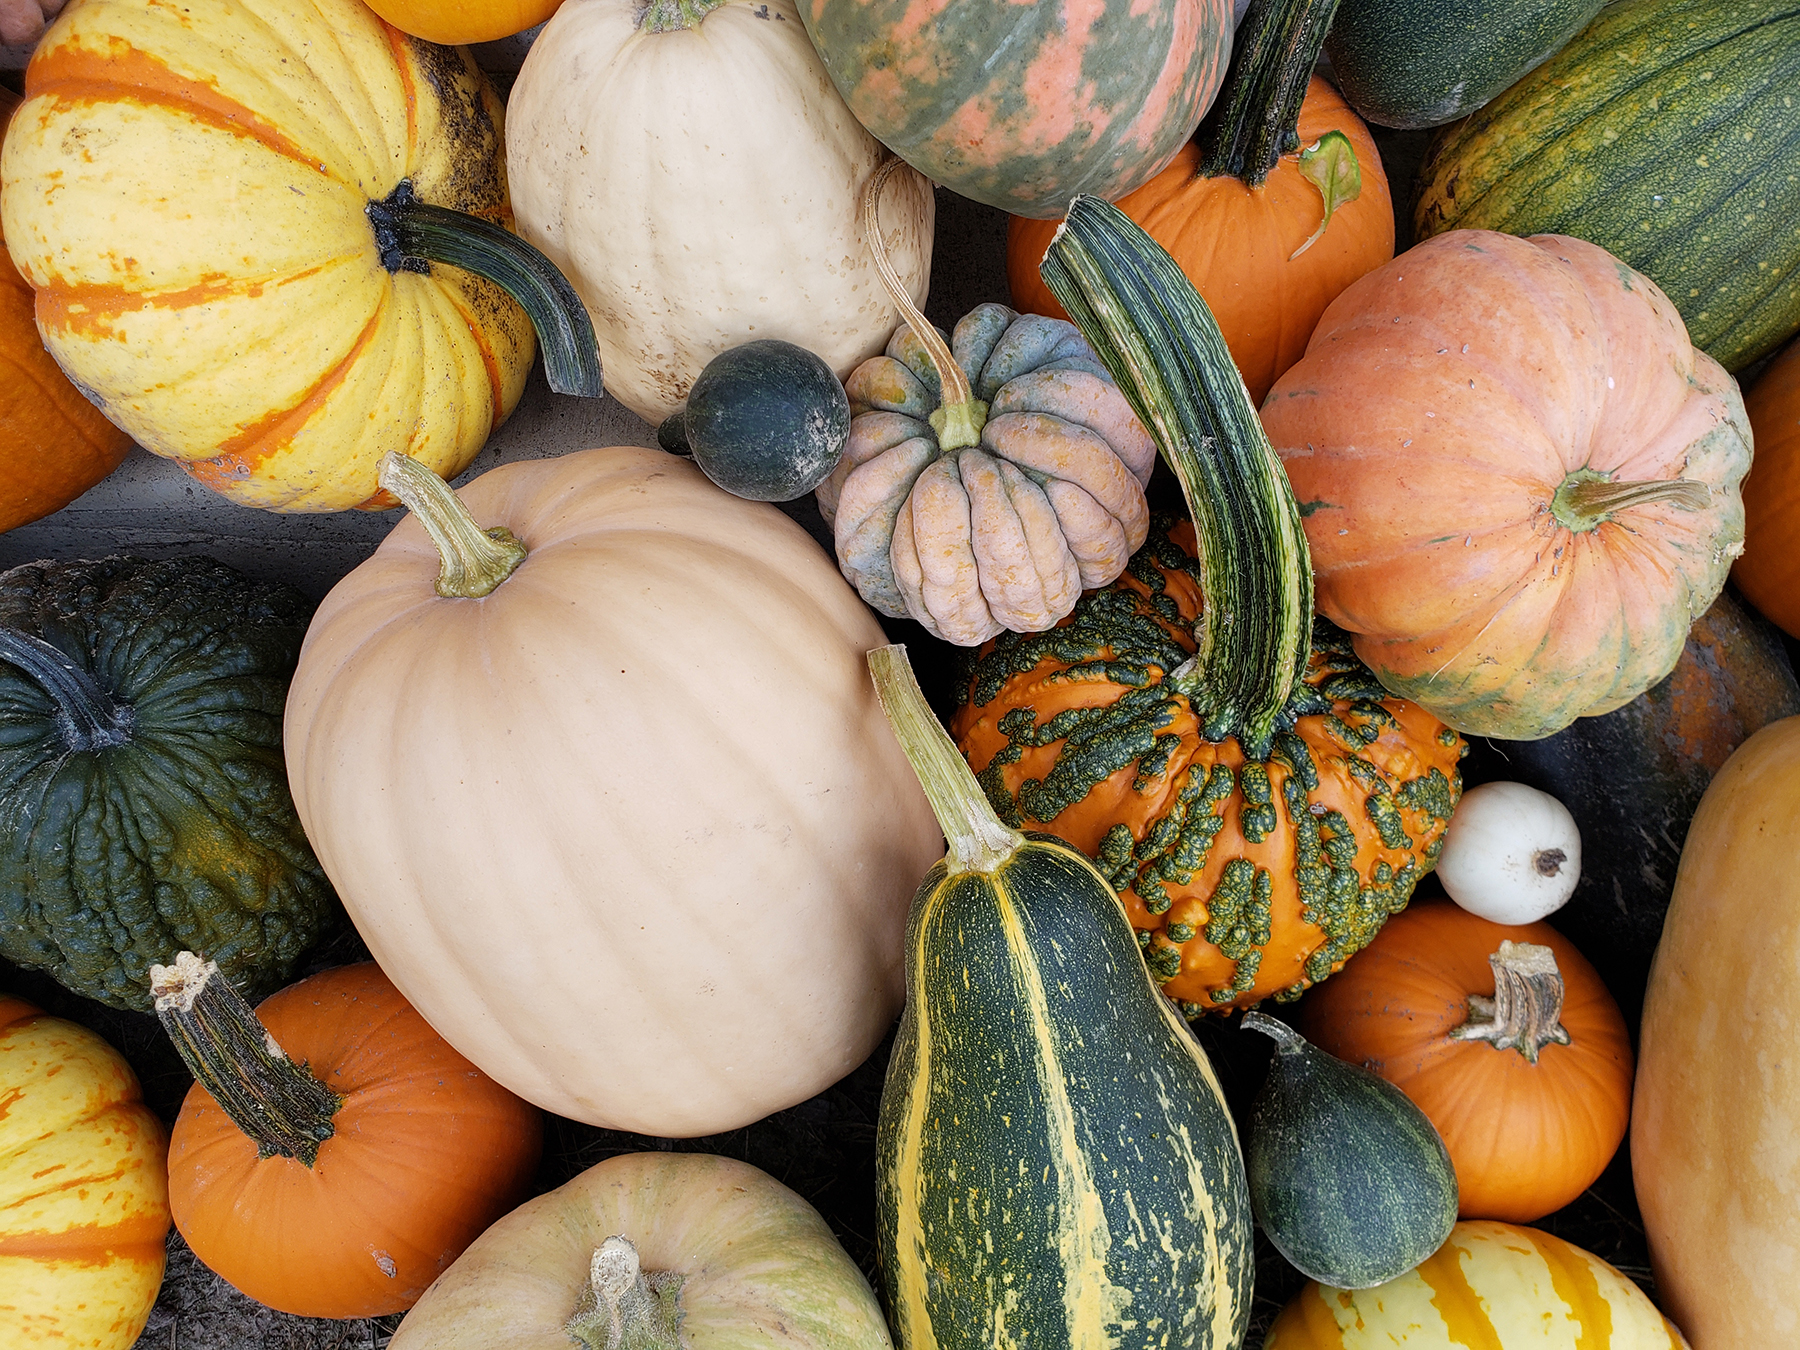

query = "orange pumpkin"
[1732,337,1800,635]
[1299,900,1632,1224]
[363,0,561,43]
[151,956,542,1319]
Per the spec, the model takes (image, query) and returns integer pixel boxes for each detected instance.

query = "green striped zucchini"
[1414,0,1800,372]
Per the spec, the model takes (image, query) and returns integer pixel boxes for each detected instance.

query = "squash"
[1633,714,1800,1345]
[952,197,1465,1012]
[816,162,1157,646]
[1262,1220,1692,1348]
[1260,229,1752,741]
[1300,901,1633,1224]
[0,0,602,514]
[798,0,1233,219]
[151,954,542,1319]
[0,555,338,1010]
[679,340,849,503]
[282,448,941,1136]
[1241,1011,1456,1289]
[0,1,62,46]
[1412,0,1800,374]
[388,1151,891,1350]
[1005,0,1394,406]
[0,994,170,1350]
[1435,781,1581,925]
[1733,337,1800,634]
[505,0,933,426]
[363,0,562,44]
[868,645,1253,1349]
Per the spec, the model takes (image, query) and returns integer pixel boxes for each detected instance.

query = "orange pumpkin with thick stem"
[1732,337,1800,636]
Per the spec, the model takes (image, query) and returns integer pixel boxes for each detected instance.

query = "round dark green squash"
[0,556,340,1011]
[1241,1010,1458,1289]
[678,339,850,503]
[1413,0,1800,372]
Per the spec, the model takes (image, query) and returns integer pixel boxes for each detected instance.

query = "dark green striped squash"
[1413,0,1800,372]
[869,644,1253,1350]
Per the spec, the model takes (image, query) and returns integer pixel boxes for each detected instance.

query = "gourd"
[798,0,1233,219]
[869,645,1253,1349]
[816,163,1158,646]
[1241,1011,1456,1289]
[1412,0,1800,373]
[677,340,849,503]
[1260,229,1752,741]
[0,994,170,1350]
[1300,901,1633,1224]
[1262,1220,1692,1348]
[151,955,543,1319]
[1734,338,1800,634]
[388,1152,892,1350]
[1005,0,1394,404]
[952,199,1465,1012]
[0,555,337,1010]
[505,0,933,426]
[0,0,601,513]
[1634,714,1800,1345]
[1435,781,1581,925]
[282,447,941,1136]
[364,0,562,44]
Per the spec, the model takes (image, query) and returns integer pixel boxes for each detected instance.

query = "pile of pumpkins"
[1,0,1798,1346]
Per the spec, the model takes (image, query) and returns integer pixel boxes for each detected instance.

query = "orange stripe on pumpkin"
[37,274,263,343]
[1533,1228,1613,1347]
[0,1218,169,1265]
[1417,1236,1505,1350]
[381,22,419,157]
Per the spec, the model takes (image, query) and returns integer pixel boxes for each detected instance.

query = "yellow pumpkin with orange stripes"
[0,994,171,1349]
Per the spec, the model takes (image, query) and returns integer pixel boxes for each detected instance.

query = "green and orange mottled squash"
[1734,337,1800,635]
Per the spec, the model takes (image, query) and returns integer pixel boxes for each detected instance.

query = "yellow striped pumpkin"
[0,0,536,513]
[0,995,171,1349]
[1264,1221,1690,1348]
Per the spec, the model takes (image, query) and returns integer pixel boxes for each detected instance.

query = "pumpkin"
[1263,1220,1692,1348]
[504,0,933,426]
[1633,714,1800,1345]
[952,197,1465,1013]
[868,645,1253,1349]
[1733,338,1800,635]
[282,448,941,1136]
[679,339,849,503]
[0,994,170,1350]
[1412,0,1800,374]
[798,0,1232,219]
[363,0,562,44]
[1005,0,1394,405]
[151,954,542,1319]
[1260,229,1752,741]
[1300,900,1633,1224]
[0,0,602,514]
[389,1151,891,1350]
[0,555,338,1011]
[1435,781,1581,925]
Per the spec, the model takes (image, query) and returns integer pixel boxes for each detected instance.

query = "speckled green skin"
[0,557,337,1010]
[682,339,850,503]
[1415,0,1800,371]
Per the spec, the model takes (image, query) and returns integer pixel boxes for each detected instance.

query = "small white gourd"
[1436,781,1581,925]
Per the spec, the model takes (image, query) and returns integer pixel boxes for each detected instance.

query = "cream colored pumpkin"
[505,0,934,426]
[282,446,941,1136]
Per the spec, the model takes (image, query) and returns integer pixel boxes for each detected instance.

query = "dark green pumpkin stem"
[0,628,134,751]
[1448,941,1573,1064]
[149,952,342,1167]
[378,452,527,598]
[1040,196,1313,759]
[564,1236,687,1350]
[1196,0,1344,186]
[1551,469,1711,533]
[367,180,603,399]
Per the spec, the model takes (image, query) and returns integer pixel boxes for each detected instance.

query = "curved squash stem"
[564,1236,686,1350]
[1551,470,1711,532]
[149,952,342,1167]
[1195,0,1344,186]
[378,453,527,599]
[861,157,987,452]
[1448,941,1573,1064]
[1240,1009,1307,1055]
[0,628,134,751]
[868,644,1021,875]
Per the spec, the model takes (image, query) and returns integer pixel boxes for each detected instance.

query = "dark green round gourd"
[1242,1011,1458,1289]
[674,339,850,502]
[0,556,339,1011]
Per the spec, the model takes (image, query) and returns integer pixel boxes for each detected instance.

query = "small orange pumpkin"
[1732,336,1800,635]
[363,0,561,44]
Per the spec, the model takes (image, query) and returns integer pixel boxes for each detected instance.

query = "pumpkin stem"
[1241,1008,1308,1054]
[1040,196,1314,759]
[861,157,987,452]
[1195,0,1345,188]
[869,644,1021,875]
[1550,468,1712,533]
[564,1236,686,1350]
[1447,940,1573,1064]
[149,952,343,1167]
[378,453,527,599]
[636,0,726,31]
[0,628,134,752]
[366,179,602,399]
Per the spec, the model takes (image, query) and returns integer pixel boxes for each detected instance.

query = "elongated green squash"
[870,645,1253,1350]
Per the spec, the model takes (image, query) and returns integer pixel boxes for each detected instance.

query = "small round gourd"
[680,340,850,502]
[1437,780,1581,925]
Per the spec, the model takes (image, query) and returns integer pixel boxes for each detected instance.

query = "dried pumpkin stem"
[378,453,527,599]
[149,952,342,1167]
[869,644,1021,875]
[1196,0,1345,186]
[1241,1009,1307,1054]
[564,1236,686,1350]
[0,628,134,752]
[637,0,726,31]
[1551,470,1712,533]
[1447,940,1573,1064]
